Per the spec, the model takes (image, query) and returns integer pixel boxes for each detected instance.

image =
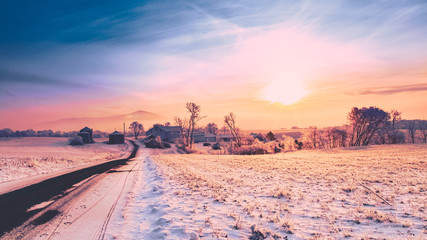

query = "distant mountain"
[36,110,166,132]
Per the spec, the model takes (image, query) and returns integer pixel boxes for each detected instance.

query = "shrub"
[294,139,303,150]
[235,145,269,155]
[388,130,405,144]
[203,142,211,146]
[162,142,171,148]
[176,144,202,154]
[145,134,156,141]
[233,139,276,155]
[212,142,221,150]
[145,139,164,149]
[68,135,83,146]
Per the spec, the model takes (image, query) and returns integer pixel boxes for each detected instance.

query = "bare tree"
[325,128,333,148]
[0,128,14,138]
[266,131,276,141]
[206,123,219,135]
[307,126,318,149]
[317,129,327,149]
[388,130,405,144]
[224,112,242,147]
[129,121,144,139]
[174,116,187,144]
[420,121,427,143]
[317,127,347,148]
[186,102,206,149]
[332,128,347,147]
[390,110,402,131]
[220,126,230,134]
[375,121,391,144]
[348,107,390,146]
[406,120,416,144]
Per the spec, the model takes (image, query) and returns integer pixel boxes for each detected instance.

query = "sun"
[261,80,309,105]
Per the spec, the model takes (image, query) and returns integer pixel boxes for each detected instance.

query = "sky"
[1,0,427,131]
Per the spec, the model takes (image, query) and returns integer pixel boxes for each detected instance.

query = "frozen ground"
[0,137,130,183]
[111,144,426,239]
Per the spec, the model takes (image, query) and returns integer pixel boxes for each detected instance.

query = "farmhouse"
[206,133,217,142]
[192,132,217,143]
[78,126,94,144]
[192,132,206,143]
[218,134,236,142]
[109,131,124,144]
[146,125,182,143]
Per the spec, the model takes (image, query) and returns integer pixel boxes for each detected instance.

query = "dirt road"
[0,141,140,240]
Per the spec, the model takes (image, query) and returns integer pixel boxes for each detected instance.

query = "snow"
[107,147,243,239]
[1,138,425,239]
[110,144,426,239]
[0,137,130,183]
[16,158,141,240]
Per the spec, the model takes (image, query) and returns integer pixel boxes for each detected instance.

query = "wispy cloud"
[355,83,427,95]
[0,69,86,88]
[0,0,426,128]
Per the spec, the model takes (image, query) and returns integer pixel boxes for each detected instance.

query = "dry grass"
[150,144,427,239]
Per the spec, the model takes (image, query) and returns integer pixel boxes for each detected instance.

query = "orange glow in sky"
[1,1,426,131]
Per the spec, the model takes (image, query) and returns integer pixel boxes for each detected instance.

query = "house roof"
[110,131,123,136]
[80,126,92,132]
[152,125,182,132]
[218,134,235,138]
[192,132,205,136]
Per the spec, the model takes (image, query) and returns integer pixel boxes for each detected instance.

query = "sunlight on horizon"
[261,79,310,105]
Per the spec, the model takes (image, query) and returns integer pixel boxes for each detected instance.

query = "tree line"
[173,102,241,150]
[0,128,111,138]
[171,105,427,153]
[301,107,427,149]
[2,105,426,152]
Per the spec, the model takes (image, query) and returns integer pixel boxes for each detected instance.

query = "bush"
[234,145,270,155]
[388,130,405,144]
[145,139,164,149]
[162,142,171,148]
[176,144,202,154]
[203,142,211,146]
[294,139,303,150]
[145,134,156,141]
[212,142,221,150]
[144,137,171,149]
[233,139,279,155]
[68,135,83,146]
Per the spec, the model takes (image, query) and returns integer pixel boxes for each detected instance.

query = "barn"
[146,125,182,143]
[78,126,94,144]
[109,131,124,144]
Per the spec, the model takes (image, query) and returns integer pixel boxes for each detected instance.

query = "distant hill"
[36,110,166,132]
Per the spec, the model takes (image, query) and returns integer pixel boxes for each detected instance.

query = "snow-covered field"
[0,137,130,183]
[114,144,426,239]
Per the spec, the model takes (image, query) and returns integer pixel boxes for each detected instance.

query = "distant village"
[70,123,239,147]
[1,104,427,155]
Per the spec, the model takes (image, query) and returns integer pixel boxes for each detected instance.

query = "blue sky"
[1,0,426,129]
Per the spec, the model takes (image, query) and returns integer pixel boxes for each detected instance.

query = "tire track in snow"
[119,151,241,240]
[0,141,139,239]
